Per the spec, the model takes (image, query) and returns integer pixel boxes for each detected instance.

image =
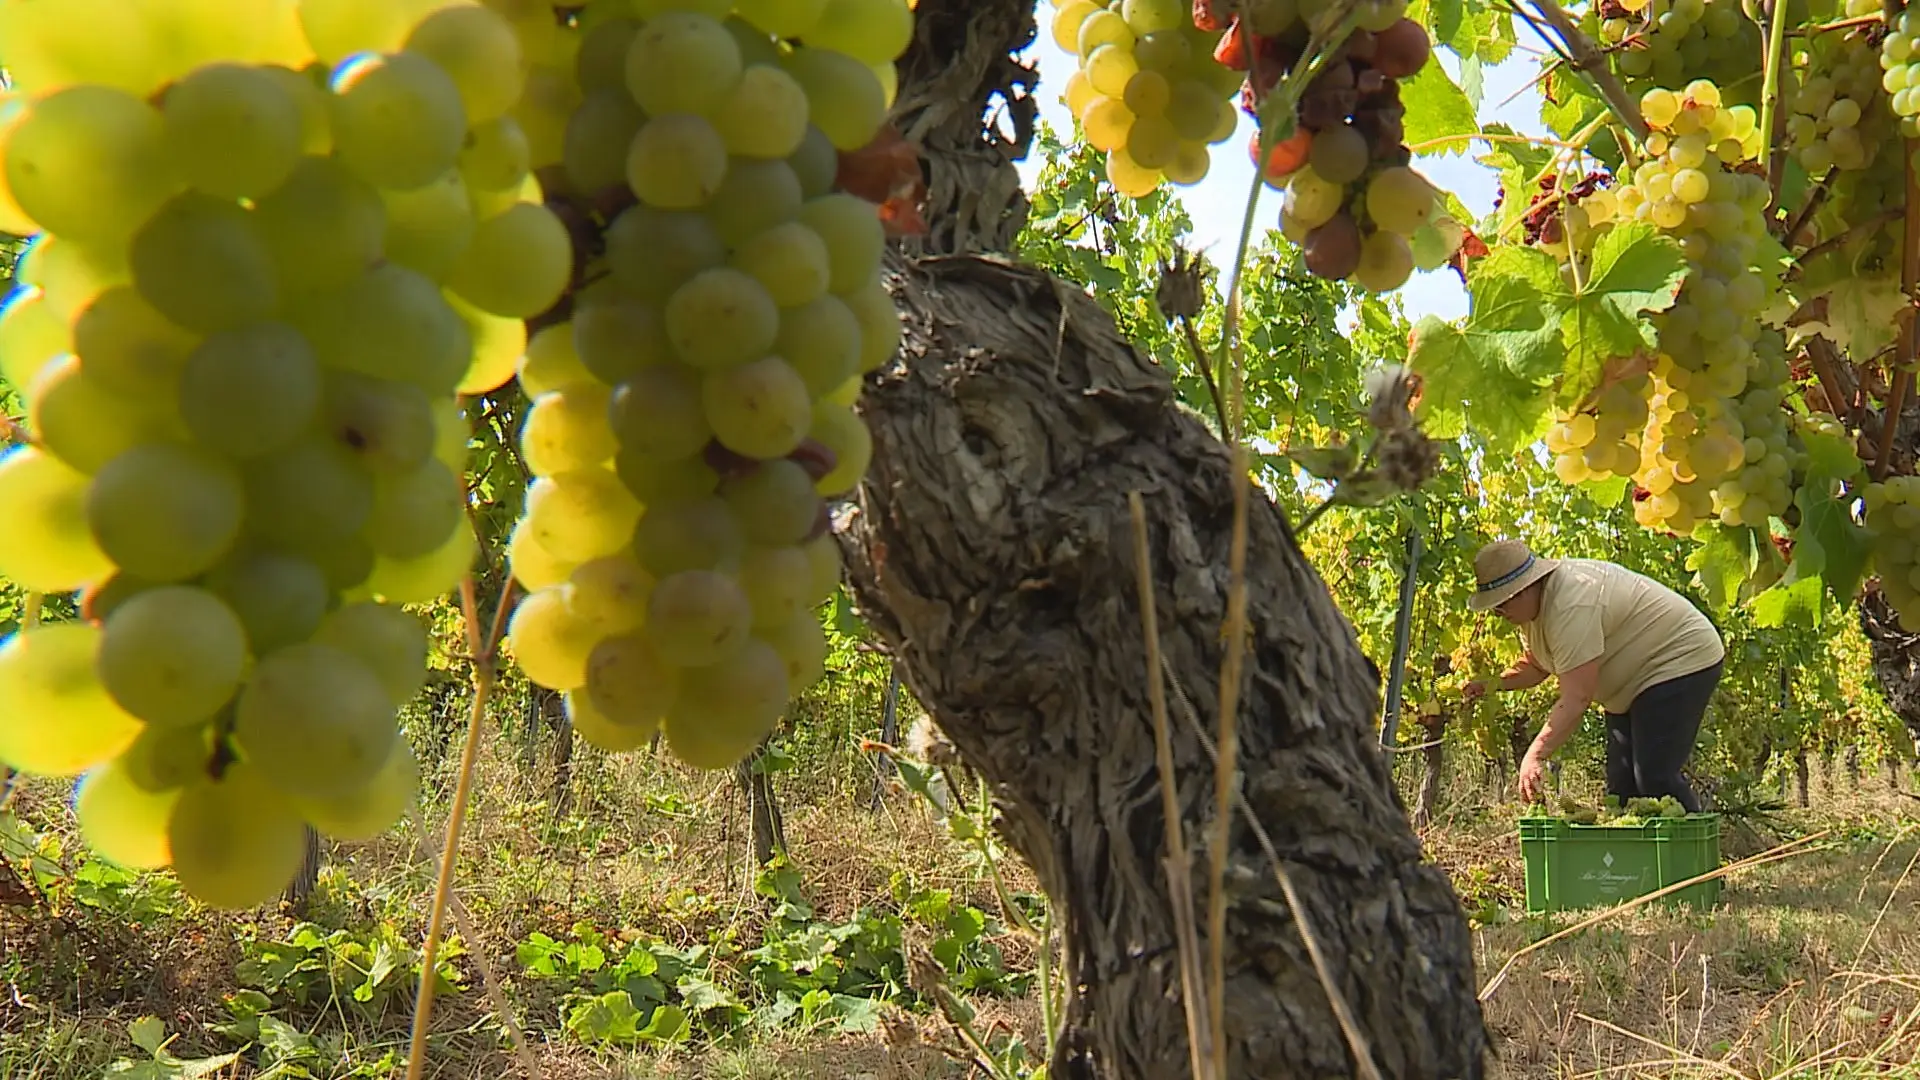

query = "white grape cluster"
[500,0,905,770]
[0,0,576,909]
[1881,0,1920,135]
[1048,0,1242,196]
[1863,477,1920,627]
[1598,0,1762,107]
[1543,377,1651,485]
[1788,24,1887,176]
[1573,82,1798,534]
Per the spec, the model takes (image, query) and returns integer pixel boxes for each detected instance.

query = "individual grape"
[761,607,830,694]
[0,288,71,391]
[160,63,303,200]
[737,0,830,36]
[0,622,143,776]
[523,468,644,563]
[96,584,248,730]
[609,366,712,459]
[294,263,473,396]
[233,643,397,799]
[129,192,280,334]
[739,544,814,629]
[508,518,578,591]
[379,169,474,280]
[577,15,644,91]
[525,384,618,478]
[1372,19,1432,78]
[783,46,887,150]
[570,554,654,635]
[243,434,376,549]
[844,272,902,372]
[662,638,788,767]
[563,88,648,195]
[1126,115,1179,169]
[665,267,781,369]
[89,442,244,582]
[633,496,748,575]
[567,687,656,751]
[116,714,209,793]
[329,50,468,191]
[166,762,308,910]
[731,221,832,306]
[573,299,674,384]
[459,115,532,192]
[0,447,113,591]
[321,370,436,474]
[808,400,872,495]
[204,550,331,654]
[705,159,804,248]
[29,233,129,324]
[627,113,729,208]
[507,584,602,690]
[775,294,862,395]
[604,205,730,301]
[802,530,843,602]
[402,5,525,123]
[3,84,176,246]
[703,356,814,459]
[1307,123,1368,185]
[363,507,474,604]
[364,459,462,560]
[313,602,429,705]
[804,0,913,65]
[626,11,743,116]
[786,125,841,199]
[75,758,181,869]
[1365,167,1437,236]
[519,323,597,397]
[1303,214,1362,279]
[646,568,753,667]
[712,64,812,159]
[178,322,323,459]
[291,738,419,842]
[446,203,572,319]
[27,355,184,476]
[1283,166,1343,228]
[616,447,723,505]
[796,194,885,295]
[584,632,680,729]
[260,64,334,155]
[253,156,387,294]
[450,293,528,394]
[1354,230,1414,293]
[722,460,823,546]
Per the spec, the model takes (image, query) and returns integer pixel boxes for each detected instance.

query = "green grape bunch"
[1592,0,1764,108]
[499,0,906,774]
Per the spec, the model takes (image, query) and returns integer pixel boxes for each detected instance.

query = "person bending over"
[1461,539,1724,811]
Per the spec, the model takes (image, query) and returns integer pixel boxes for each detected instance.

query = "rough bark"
[1860,590,1920,752]
[736,741,787,869]
[282,826,321,914]
[1414,713,1447,829]
[1794,750,1809,809]
[546,690,574,816]
[1847,743,1862,788]
[841,2,1489,1075]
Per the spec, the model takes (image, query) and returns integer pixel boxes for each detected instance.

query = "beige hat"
[1468,539,1558,612]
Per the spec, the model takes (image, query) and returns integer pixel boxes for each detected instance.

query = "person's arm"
[1526,658,1600,760]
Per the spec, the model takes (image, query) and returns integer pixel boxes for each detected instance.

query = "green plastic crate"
[1518,814,1722,914]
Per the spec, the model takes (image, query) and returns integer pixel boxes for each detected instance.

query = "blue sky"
[1009,27,1554,323]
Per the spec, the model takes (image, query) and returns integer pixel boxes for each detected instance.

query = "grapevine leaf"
[1406,315,1554,449]
[1797,486,1871,607]
[1464,245,1567,381]
[1751,573,1826,628]
[1426,0,1469,55]
[1557,222,1686,404]
[1581,474,1630,506]
[1688,524,1760,614]
[1459,52,1485,109]
[1540,65,1607,141]
[1476,123,1555,237]
[1402,61,1479,154]
[1799,423,1865,485]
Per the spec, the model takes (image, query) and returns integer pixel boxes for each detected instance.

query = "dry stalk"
[404,567,514,1080]
[1128,492,1215,1079]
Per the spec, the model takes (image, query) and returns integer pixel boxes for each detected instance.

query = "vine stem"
[403,569,515,1080]
[1758,0,1792,182]
[1875,138,1920,479]
[1524,0,1650,144]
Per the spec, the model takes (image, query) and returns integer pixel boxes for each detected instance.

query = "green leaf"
[1799,423,1865,485]
[1428,0,1467,53]
[128,1017,169,1057]
[1687,524,1759,614]
[1752,573,1825,628]
[1580,474,1630,506]
[1463,245,1567,381]
[1541,64,1609,142]
[1406,315,1553,451]
[1401,61,1479,154]
[638,1003,690,1043]
[1798,487,1871,607]
[1557,221,1686,404]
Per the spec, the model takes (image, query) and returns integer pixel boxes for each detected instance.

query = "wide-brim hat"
[1468,540,1558,612]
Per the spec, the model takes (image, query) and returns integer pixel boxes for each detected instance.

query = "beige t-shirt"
[1518,559,1725,714]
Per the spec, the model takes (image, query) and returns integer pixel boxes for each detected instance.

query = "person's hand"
[1517,754,1547,803]
[1462,680,1488,702]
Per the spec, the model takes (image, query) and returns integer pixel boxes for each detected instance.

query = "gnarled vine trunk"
[840,7,1489,1072]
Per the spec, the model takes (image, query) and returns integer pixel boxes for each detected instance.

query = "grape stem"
[0,415,25,446]
[403,571,516,1080]
[1175,314,1231,435]
[1518,0,1649,144]
[1806,336,1860,425]
[1404,131,1587,155]
[1781,169,1836,247]
[1787,208,1902,278]
[1758,0,1792,183]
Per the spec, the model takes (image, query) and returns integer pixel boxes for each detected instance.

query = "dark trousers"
[1602,660,1723,813]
